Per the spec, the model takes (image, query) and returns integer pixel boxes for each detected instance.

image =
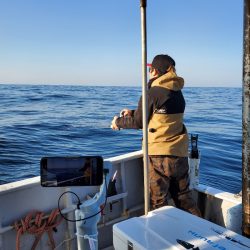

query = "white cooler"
[113,206,250,250]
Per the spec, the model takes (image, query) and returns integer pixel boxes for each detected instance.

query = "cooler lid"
[113,206,250,250]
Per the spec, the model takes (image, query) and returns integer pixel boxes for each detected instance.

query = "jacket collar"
[151,69,184,91]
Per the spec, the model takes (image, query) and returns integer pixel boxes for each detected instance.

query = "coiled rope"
[13,209,63,250]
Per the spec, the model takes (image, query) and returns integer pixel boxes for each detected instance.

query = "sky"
[0,1,244,87]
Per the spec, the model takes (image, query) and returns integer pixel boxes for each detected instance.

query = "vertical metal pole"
[242,0,250,238]
[140,0,150,215]
[64,188,76,249]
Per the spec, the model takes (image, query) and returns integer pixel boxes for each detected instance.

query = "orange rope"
[13,209,63,250]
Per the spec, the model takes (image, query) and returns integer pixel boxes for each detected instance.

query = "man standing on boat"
[110,54,201,217]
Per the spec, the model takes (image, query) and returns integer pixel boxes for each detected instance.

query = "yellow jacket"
[148,70,188,156]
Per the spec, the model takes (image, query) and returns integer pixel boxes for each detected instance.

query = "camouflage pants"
[149,155,201,217]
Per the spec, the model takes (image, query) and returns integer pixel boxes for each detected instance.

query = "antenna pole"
[242,0,250,238]
[140,0,150,215]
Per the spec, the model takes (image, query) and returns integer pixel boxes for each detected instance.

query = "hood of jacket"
[151,69,184,91]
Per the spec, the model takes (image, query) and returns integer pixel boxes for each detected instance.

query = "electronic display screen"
[40,156,103,187]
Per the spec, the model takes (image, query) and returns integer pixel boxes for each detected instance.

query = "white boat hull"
[0,151,245,249]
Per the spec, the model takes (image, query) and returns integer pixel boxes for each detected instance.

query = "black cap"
[151,54,175,76]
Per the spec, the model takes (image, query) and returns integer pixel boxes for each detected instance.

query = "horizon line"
[0,82,242,88]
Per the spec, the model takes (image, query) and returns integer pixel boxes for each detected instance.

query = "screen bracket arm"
[75,161,111,250]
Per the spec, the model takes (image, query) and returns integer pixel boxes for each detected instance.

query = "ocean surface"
[0,84,242,194]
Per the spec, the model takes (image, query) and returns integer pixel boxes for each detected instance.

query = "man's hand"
[120,109,132,117]
[110,116,119,130]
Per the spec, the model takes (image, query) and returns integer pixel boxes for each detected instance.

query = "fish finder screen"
[40,156,103,187]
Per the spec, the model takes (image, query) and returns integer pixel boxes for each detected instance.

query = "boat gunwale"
[195,184,242,204]
[0,149,241,207]
[0,150,143,195]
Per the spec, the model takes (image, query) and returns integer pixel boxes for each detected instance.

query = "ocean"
[0,84,242,194]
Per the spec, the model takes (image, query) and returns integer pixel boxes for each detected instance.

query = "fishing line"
[57,172,108,222]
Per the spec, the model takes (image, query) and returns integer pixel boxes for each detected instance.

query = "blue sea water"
[0,84,242,194]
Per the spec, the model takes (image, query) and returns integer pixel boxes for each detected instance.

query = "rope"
[75,233,98,250]
[13,209,63,250]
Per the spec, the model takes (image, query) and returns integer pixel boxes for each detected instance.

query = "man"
[110,54,201,217]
